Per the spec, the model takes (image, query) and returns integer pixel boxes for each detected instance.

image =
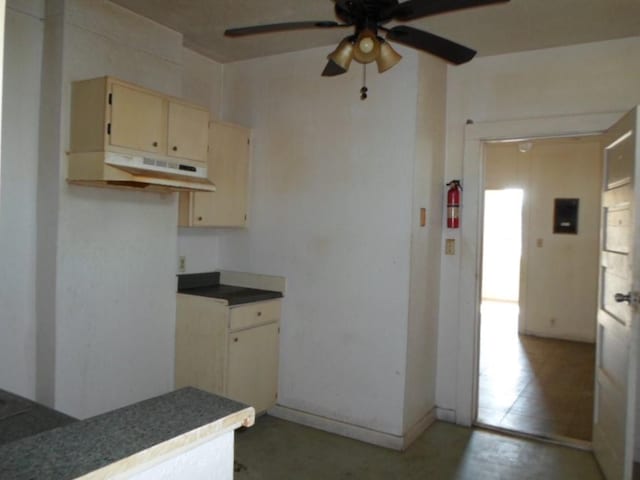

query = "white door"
[593,107,640,480]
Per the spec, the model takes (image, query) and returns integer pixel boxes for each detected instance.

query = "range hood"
[67,151,216,193]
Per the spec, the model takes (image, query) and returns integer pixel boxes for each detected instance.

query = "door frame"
[454,112,623,427]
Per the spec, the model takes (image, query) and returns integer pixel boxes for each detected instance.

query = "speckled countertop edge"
[0,387,255,480]
[78,406,254,479]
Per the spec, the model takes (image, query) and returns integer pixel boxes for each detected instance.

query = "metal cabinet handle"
[197,216,203,221]
[234,337,239,343]
[172,146,178,152]
[257,311,262,317]
[152,141,158,147]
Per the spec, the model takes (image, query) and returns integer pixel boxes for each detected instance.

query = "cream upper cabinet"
[167,101,209,162]
[179,121,250,227]
[109,83,167,155]
[69,76,209,166]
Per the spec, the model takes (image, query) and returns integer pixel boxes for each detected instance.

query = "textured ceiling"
[110,0,640,63]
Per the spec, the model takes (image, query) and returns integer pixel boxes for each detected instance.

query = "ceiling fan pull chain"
[360,64,368,100]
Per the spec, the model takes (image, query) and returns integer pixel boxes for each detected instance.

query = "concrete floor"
[234,416,603,479]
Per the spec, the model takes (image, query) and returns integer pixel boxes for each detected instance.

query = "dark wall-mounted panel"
[553,198,579,234]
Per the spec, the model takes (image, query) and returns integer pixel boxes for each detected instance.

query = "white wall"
[40,0,183,418]
[486,138,602,342]
[0,0,232,418]
[218,47,426,437]
[403,54,446,433]
[177,47,224,275]
[0,0,44,398]
[436,36,640,421]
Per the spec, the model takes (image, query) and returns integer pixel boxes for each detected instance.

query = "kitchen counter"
[0,389,77,446]
[0,387,254,480]
[178,272,283,305]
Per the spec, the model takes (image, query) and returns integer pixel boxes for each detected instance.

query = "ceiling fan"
[225,0,509,79]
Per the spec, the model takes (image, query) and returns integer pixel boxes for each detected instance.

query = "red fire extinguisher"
[446,180,462,229]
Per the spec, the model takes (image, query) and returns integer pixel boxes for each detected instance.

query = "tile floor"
[477,301,595,442]
[234,416,603,479]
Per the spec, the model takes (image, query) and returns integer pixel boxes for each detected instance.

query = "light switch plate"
[445,239,455,255]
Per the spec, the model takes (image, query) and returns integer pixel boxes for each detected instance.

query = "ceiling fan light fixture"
[352,29,380,64]
[328,38,355,71]
[376,39,402,73]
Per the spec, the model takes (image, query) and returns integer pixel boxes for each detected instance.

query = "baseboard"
[269,404,434,451]
[401,408,437,450]
[436,407,456,423]
[521,329,595,344]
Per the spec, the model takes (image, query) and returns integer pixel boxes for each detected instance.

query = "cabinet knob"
[172,146,178,152]
[234,337,239,343]
[257,311,262,317]
[152,141,158,147]
[197,216,203,221]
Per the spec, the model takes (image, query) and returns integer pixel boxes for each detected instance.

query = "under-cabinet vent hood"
[67,152,216,193]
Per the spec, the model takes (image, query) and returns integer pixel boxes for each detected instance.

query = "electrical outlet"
[178,256,186,273]
[445,239,455,255]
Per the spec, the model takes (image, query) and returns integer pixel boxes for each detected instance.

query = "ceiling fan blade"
[321,60,348,77]
[225,21,348,37]
[385,26,476,65]
[390,0,509,21]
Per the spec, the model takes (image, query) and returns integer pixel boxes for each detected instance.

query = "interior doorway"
[476,138,600,444]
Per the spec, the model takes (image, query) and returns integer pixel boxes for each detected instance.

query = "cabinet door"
[227,322,279,413]
[167,101,209,163]
[191,122,250,226]
[109,83,166,155]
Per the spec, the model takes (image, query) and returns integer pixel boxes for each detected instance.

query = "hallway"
[477,302,595,442]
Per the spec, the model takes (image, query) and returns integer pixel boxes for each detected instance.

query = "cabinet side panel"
[177,192,193,227]
[175,294,228,394]
[69,77,107,153]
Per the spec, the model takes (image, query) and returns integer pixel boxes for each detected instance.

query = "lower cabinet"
[175,295,280,413]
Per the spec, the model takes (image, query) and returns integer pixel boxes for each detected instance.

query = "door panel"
[604,205,632,254]
[593,107,639,480]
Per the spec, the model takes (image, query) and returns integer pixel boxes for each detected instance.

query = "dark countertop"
[177,272,283,306]
[0,387,253,480]
[0,389,77,446]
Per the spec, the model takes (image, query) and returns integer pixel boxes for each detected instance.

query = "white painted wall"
[403,55,446,433]
[218,47,428,437]
[486,138,602,342]
[436,36,640,422]
[40,0,183,418]
[177,48,224,275]
[0,0,43,398]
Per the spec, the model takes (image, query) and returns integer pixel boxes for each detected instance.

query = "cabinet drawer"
[229,300,281,331]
